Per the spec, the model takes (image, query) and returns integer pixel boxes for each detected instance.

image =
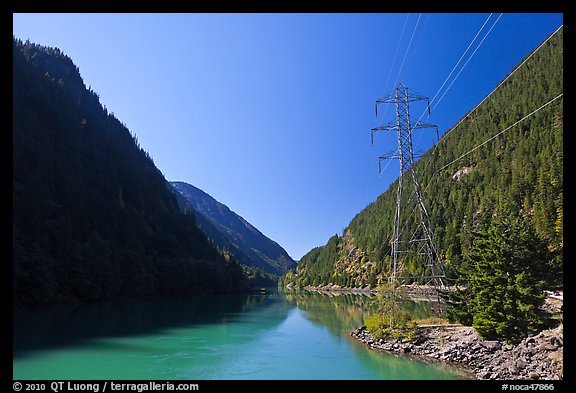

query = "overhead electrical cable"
[375,14,423,174]
[417,24,563,184]
[431,13,503,112]
[432,92,563,177]
[432,24,563,148]
[412,13,499,143]
[392,13,422,90]
[361,13,410,206]
[426,14,494,117]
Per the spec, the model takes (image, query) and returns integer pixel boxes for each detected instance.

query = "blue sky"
[13,13,563,260]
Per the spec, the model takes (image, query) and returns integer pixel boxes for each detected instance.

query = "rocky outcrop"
[351,324,563,380]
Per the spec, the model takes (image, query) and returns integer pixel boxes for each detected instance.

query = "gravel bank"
[351,323,563,380]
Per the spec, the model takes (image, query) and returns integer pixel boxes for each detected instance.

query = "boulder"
[481,341,502,351]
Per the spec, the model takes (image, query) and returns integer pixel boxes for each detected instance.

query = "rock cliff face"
[351,324,563,380]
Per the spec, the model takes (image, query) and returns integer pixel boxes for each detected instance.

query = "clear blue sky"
[13,13,563,260]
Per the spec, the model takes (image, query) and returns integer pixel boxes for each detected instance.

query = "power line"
[369,14,423,204]
[392,13,422,90]
[376,14,419,129]
[361,14,412,208]
[432,92,563,177]
[382,14,410,100]
[417,24,563,183]
[402,14,432,81]
[434,24,563,148]
[427,13,494,115]
[431,13,502,112]
[412,13,500,148]
[373,14,424,175]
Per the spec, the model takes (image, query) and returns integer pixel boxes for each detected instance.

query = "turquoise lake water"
[13,290,467,380]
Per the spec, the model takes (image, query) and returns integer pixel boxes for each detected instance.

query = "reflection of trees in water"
[279,290,464,378]
[14,293,285,357]
[401,300,434,320]
[281,290,377,335]
[280,289,434,336]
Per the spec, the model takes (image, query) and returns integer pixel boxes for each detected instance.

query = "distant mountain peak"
[169,181,296,276]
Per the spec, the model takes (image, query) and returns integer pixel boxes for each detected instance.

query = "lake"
[13,290,467,380]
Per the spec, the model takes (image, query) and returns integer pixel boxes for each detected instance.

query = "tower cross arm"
[375,95,398,118]
[413,122,437,129]
[379,150,401,160]
[412,123,440,142]
[371,122,397,145]
[404,92,430,103]
[376,96,398,105]
[371,123,397,132]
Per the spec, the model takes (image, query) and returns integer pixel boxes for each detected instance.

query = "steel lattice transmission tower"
[371,83,446,288]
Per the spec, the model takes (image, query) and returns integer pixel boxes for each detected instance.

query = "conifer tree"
[466,210,549,344]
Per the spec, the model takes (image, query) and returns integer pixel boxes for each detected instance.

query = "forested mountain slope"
[282,29,563,289]
[13,38,249,306]
[170,181,296,276]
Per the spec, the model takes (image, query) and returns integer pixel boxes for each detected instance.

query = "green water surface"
[13,290,466,380]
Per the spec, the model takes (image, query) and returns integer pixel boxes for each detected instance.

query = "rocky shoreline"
[296,284,454,300]
[351,323,563,380]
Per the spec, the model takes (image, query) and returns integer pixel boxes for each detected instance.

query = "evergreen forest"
[13,38,250,306]
[281,29,563,292]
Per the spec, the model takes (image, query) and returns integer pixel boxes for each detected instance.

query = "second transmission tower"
[372,82,446,288]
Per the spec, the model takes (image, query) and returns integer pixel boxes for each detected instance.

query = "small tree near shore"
[364,282,418,341]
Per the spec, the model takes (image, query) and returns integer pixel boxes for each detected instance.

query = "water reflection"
[281,290,377,335]
[13,293,286,358]
[14,290,466,380]
[280,289,465,380]
[281,289,435,335]
[351,345,463,380]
